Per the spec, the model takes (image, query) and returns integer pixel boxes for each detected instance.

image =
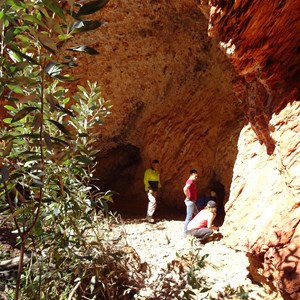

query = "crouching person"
[186,200,218,244]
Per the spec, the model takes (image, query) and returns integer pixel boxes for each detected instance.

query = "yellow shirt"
[144,168,161,191]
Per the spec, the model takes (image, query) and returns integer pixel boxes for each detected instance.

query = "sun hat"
[207,200,217,208]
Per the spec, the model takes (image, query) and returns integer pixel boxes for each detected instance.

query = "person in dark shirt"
[196,189,217,210]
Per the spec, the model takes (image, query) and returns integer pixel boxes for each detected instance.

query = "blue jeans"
[184,199,198,235]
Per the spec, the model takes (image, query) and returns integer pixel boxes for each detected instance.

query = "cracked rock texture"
[199,1,300,299]
[65,1,299,299]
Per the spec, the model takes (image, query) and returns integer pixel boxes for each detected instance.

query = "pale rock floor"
[111,218,282,300]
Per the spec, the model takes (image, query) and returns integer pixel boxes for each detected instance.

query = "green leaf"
[75,156,92,164]
[13,133,40,139]
[67,45,99,55]
[53,74,79,82]
[32,221,43,236]
[84,213,92,224]
[32,178,43,187]
[70,20,106,34]
[11,62,31,73]
[4,27,18,45]
[78,133,88,137]
[3,118,12,124]
[6,0,25,9]
[42,0,66,20]
[48,119,71,135]
[45,93,58,112]
[55,104,75,117]
[28,172,42,181]
[8,45,39,65]
[17,150,37,156]
[36,32,58,54]
[22,14,46,27]
[75,0,110,17]
[76,85,87,93]
[6,207,26,221]
[44,132,52,150]
[4,105,15,111]
[8,171,23,181]
[0,166,10,183]
[44,61,62,76]
[6,84,24,94]
[2,141,13,156]
[32,113,43,131]
[51,137,69,146]
[7,77,37,86]
[104,190,119,196]
[15,33,31,44]
[25,155,42,164]
[11,106,38,123]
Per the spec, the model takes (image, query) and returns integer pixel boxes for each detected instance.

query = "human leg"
[184,199,195,235]
[146,190,157,220]
[192,228,213,241]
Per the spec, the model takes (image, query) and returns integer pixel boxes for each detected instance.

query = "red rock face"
[1,0,299,298]
[205,0,300,154]
[67,0,243,218]
[65,1,299,297]
[223,102,300,300]
[199,0,300,299]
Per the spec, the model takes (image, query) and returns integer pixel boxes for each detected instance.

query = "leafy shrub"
[0,1,141,299]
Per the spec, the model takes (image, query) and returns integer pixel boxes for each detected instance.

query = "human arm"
[144,169,150,191]
[207,212,217,230]
[183,182,191,199]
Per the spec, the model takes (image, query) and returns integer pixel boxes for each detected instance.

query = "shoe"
[192,238,203,248]
[146,216,155,223]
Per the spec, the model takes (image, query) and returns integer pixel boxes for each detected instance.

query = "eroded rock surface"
[65,0,243,212]
[66,1,300,297]
[65,1,300,298]
[199,1,300,299]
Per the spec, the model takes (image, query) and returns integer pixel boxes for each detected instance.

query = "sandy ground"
[111,217,282,300]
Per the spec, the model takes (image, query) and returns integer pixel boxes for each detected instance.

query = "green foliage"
[153,249,210,300]
[186,251,209,291]
[222,285,250,299]
[178,250,210,299]
[0,1,139,299]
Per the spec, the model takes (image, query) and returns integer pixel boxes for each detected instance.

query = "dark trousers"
[186,228,213,241]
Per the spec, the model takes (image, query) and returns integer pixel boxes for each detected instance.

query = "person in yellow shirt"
[144,159,161,223]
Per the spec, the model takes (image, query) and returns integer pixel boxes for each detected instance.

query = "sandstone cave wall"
[63,0,300,299]
[66,0,244,216]
[198,1,300,299]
